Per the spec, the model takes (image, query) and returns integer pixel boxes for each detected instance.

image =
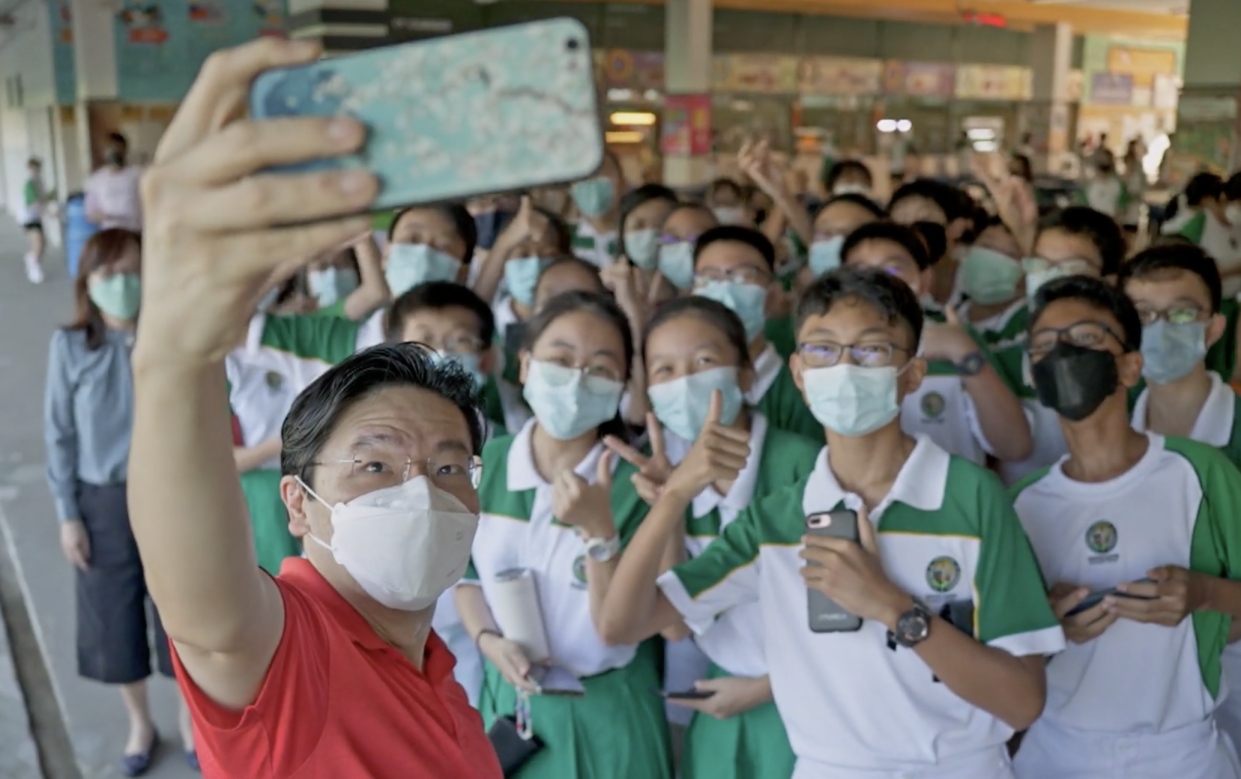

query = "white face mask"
[1226,203,1241,227]
[297,475,479,612]
[712,206,749,226]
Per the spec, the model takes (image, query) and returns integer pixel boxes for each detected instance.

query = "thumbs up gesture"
[920,306,976,363]
[665,390,752,501]
[552,450,617,539]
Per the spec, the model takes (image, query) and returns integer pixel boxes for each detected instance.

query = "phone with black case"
[806,510,863,633]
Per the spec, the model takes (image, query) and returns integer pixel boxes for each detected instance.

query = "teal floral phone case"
[248,18,604,210]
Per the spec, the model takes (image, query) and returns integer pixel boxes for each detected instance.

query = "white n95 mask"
[298,475,479,612]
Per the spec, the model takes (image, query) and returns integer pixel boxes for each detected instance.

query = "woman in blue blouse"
[44,229,195,776]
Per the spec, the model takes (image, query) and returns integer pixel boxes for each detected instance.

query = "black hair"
[889,179,972,223]
[643,296,750,370]
[1030,275,1142,352]
[815,193,885,222]
[384,281,497,345]
[663,201,718,230]
[106,132,128,148]
[27,157,40,167]
[534,255,606,301]
[1185,172,1225,208]
[521,291,635,441]
[386,203,479,264]
[1225,172,1241,203]
[1118,244,1223,314]
[534,206,573,255]
[796,266,925,351]
[282,343,485,488]
[841,221,933,271]
[709,178,744,201]
[823,160,874,192]
[693,225,776,272]
[910,221,947,266]
[1036,206,1126,276]
[1009,154,1033,182]
[619,184,678,253]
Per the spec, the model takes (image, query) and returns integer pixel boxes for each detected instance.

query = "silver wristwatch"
[583,534,621,563]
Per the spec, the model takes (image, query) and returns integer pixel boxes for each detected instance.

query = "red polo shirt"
[171,558,502,779]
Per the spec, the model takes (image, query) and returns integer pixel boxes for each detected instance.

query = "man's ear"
[283,475,312,539]
[1206,312,1228,350]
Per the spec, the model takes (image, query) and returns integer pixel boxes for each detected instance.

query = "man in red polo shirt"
[125,38,502,778]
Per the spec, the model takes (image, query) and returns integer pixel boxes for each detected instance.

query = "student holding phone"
[1010,275,1241,779]
[454,292,672,779]
[598,267,1063,778]
[603,296,822,779]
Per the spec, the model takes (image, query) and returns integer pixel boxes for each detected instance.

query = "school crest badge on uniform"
[926,556,960,593]
[265,371,283,390]
[1086,521,1118,561]
[572,554,588,588]
[920,391,945,420]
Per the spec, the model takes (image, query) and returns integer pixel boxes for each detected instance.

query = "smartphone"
[656,688,716,700]
[247,18,605,212]
[805,510,863,633]
[1064,578,1158,617]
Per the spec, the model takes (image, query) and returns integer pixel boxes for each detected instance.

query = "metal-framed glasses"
[797,341,908,369]
[1134,306,1205,326]
[1027,321,1128,358]
[312,447,483,491]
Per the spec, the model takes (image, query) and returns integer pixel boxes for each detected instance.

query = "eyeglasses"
[694,265,770,287]
[1135,306,1205,326]
[1028,321,1128,358]
[312,448,483,492]
[1022,257,1098,276]
[442,335,485,355]
[534,355,624,385]
[797,341,909,369]
[658,234,698,246]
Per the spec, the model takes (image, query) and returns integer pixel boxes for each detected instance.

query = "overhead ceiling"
[1028,0,1189,15]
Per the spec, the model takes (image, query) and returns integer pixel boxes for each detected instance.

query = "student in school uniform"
[690,225,821,440]
[657,203,719,293]
[1162,173,1241,297]
[604,296,820,779]
[955,218,1027,341]
[620,185,679,276]
[1010,274,1241,779]
[454,292,672,779]
[568,151,625,269]
[1118,245,1241,752]
[841,222,1032,466]
[306,233,388,319]
[887,180,976,308]
[598,267,1064,779]
[801,194,885,285]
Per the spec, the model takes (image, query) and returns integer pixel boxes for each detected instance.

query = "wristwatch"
[954,351,986,377]
[892,600,933,648]
[583,534,622,563]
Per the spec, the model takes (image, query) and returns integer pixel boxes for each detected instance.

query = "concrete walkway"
[0,217,197,779]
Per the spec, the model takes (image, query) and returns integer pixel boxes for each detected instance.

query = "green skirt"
[239,469,300,575]
[480,640,672,779]
[681,664,795,779]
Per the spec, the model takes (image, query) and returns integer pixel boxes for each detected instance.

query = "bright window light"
[975,141,999,152]
[606,130,644,144]
[896,120,912,133]
[607,89,634,102]
[611,111,657,126]
[877,119,898,133]
[967,129,996,140]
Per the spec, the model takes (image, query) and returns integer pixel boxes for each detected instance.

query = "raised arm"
[341,232,389,321]
[127,39,376,710]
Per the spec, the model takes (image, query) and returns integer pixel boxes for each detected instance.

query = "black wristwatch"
[892,600,933,648]
[954,351,986,377]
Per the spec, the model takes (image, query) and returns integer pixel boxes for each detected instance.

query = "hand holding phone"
[1063,578,1158,617]
[656,688,716,701]
[804,510,863,633]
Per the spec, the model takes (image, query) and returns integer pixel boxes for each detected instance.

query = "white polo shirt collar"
[690,413,769,520]
[244,313,266,353]
[1131,372,1234,448]
[505,418,610,492]
[746,343,783,404]
[803,433,949,518]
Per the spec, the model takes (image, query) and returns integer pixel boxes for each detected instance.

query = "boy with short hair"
[22,157,48,283]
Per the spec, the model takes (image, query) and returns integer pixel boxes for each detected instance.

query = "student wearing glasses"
[656,203,719,294]
[1011,275,1241,779]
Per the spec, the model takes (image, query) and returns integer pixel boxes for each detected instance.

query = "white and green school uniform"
[956,298,1026,343]
[1132,374,1241,757]
[901,311,1027,466]
[748,343,822,441]
[465,420,672,779]
[570,220,619,270]
[225,313,358,574]
[1171,209,1241,298]
[659,435,1064,778]
[661,413,820,779]
[1012,432,1241,779]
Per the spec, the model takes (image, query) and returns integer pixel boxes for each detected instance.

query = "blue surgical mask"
[961,247,1023,305]
[432,350,487,391]
[522,359,624,441]
[1141,320,1207,385]
[659,242,695,290]
[647,366,744,443]
[625,228,660,270]
[88,273,141,320]
[571,178,615,218]
[308,266,359,308]
[713,206,748,226]
[505,255,547,307]
[802,364,901,437]
[694,280,767,342]
[808,236,845,278]
[386,243,462,297]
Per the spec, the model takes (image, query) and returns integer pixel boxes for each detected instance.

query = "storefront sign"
[713,54,798,94]
[1090,73,1134,106]
[955,65,1031,100]
[662,94,712,156]
[884,61,955,97]
[798,57,882,96]
[602,50,665,91]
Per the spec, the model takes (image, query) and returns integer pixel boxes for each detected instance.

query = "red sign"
[662,94,712,157]
[962,11,1007,28]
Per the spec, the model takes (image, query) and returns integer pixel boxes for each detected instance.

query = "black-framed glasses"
[1027,321,1129,358]
[1134,306,1206,327]
[797,341,909,369]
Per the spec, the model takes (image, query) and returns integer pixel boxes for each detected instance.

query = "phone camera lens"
[566,38,580,51]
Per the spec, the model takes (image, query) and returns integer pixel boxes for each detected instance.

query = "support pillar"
[1025,22,1073,176]
[1172,0,1241,180]
[69,0,119,172]
[662,0,713,188]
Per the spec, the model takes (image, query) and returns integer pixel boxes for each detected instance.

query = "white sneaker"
[24,255,43,284]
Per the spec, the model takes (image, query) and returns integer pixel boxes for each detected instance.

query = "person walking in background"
[85,133,144,233]
[23,157,50,283]
[43,229,196,775]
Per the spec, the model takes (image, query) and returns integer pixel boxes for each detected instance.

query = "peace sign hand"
[551,450,616,540]
[666,391,751,501]
[604,413,673,506]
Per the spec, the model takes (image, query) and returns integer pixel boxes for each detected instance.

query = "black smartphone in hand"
[806,510,863,633]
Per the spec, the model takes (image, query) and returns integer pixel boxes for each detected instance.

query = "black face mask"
[1031,341,1119,422]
